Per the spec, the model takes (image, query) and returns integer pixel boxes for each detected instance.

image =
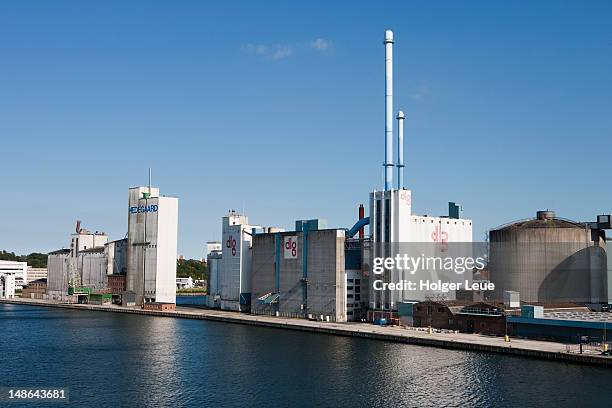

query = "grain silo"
[489,210,607,304]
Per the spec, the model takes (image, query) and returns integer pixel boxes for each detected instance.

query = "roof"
[48,249,70,255]
[79,247,105,254]
[27,278,47,285]
[492,217,586,231]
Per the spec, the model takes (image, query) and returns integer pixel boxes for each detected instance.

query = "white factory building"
[0,271,16,299]
[368,30,473,313]
[126,186,179,305]
[0,260,28,290]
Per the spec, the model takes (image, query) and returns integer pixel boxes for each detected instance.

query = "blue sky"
[1,1,611,258]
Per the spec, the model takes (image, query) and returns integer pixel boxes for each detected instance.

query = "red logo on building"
[431,226,448,252]
[285,237,297,257]
[226,236,237,256]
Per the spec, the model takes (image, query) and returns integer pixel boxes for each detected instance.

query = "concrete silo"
[489,211,607,304]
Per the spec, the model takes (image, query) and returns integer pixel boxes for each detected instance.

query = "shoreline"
[2,298,611,368]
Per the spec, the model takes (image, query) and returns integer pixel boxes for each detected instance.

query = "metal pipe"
[384,29,394,191]
[396,110,405,189]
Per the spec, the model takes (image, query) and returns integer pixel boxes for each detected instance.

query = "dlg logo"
[431,226,449,253]
[284,236,298,259]
[226,236,237,256]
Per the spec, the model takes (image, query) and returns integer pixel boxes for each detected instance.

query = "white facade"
[369,189,473,309]
[205,241,222,259]
[126,186,179,305]
[0,260,28,290]
[0,272,16,299]
[219,211,256,312]
[70,231,108,257]
[27,267,48,283]
[345,269,364,321]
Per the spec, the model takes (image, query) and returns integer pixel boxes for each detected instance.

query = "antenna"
[148,167,152,195]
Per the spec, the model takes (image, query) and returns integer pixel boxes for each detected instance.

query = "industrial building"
[126,186,179,305]
[218,211,261,312]
[0,272,16,299]
[47,222,110,299]
[250,220,347,321]
[0,260,28,290]
[206,247,222,308]
[489,210,608,304]
[367,30,473,316]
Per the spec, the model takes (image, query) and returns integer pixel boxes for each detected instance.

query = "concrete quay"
[2,298,611,367]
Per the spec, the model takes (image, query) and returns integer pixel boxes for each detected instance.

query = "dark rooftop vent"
[536,210,556,221]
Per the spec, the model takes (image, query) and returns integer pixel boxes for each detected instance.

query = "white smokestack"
[384,29,394,191]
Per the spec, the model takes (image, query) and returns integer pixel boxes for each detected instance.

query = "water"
[1,304,611,408]
[176,295,207,307]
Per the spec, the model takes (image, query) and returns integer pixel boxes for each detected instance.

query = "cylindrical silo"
[489,211,607,304]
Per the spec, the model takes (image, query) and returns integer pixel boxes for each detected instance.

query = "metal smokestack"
[383,29,394,191]
[396,110,405,189]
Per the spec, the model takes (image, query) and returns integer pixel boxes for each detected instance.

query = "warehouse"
[251,220,347,322]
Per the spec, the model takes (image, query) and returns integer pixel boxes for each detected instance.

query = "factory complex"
[2,31,612,349]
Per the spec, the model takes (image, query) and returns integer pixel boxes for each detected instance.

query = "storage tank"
[489,210,607,304]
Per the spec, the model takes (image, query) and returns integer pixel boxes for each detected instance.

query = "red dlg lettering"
[226,236,237,256]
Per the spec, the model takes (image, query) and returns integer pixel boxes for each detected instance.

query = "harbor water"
[1,303,611,407]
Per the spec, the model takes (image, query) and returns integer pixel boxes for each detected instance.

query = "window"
[347,286,354,291]
[347,279,354,283]
[355,294,361,301]
[355,286,360,293]
[355,279,361,285]
[347,294,354,299]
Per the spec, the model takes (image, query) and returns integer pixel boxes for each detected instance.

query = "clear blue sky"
[1,1,611,258]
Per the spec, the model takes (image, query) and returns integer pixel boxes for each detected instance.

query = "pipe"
[358,204,365,240]
[384,29,394,191]
[396,110,405,189]
[347,217,370,238]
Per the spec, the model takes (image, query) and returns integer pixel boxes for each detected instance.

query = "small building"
[143,302,176,311]
[27,267,48,283]
[108,274,126,304]
[176,276,194,289]
[0,272,16,299]
[508,307,612,343]
[21,278,47,300]
[0,260,28,290]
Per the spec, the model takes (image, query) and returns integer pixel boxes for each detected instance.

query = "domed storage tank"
[489,210,607,304]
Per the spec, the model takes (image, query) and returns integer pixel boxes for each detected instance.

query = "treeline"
[177,259,207,280]
[0,251,48,268]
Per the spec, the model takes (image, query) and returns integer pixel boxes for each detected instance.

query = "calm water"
[1,304,611,408]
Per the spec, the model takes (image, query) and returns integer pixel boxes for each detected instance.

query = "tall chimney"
[384,29,394,191]
[396,110,405,189]
[358,204,365,240]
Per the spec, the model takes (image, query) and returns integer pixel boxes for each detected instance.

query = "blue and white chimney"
[383,29,394,191]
